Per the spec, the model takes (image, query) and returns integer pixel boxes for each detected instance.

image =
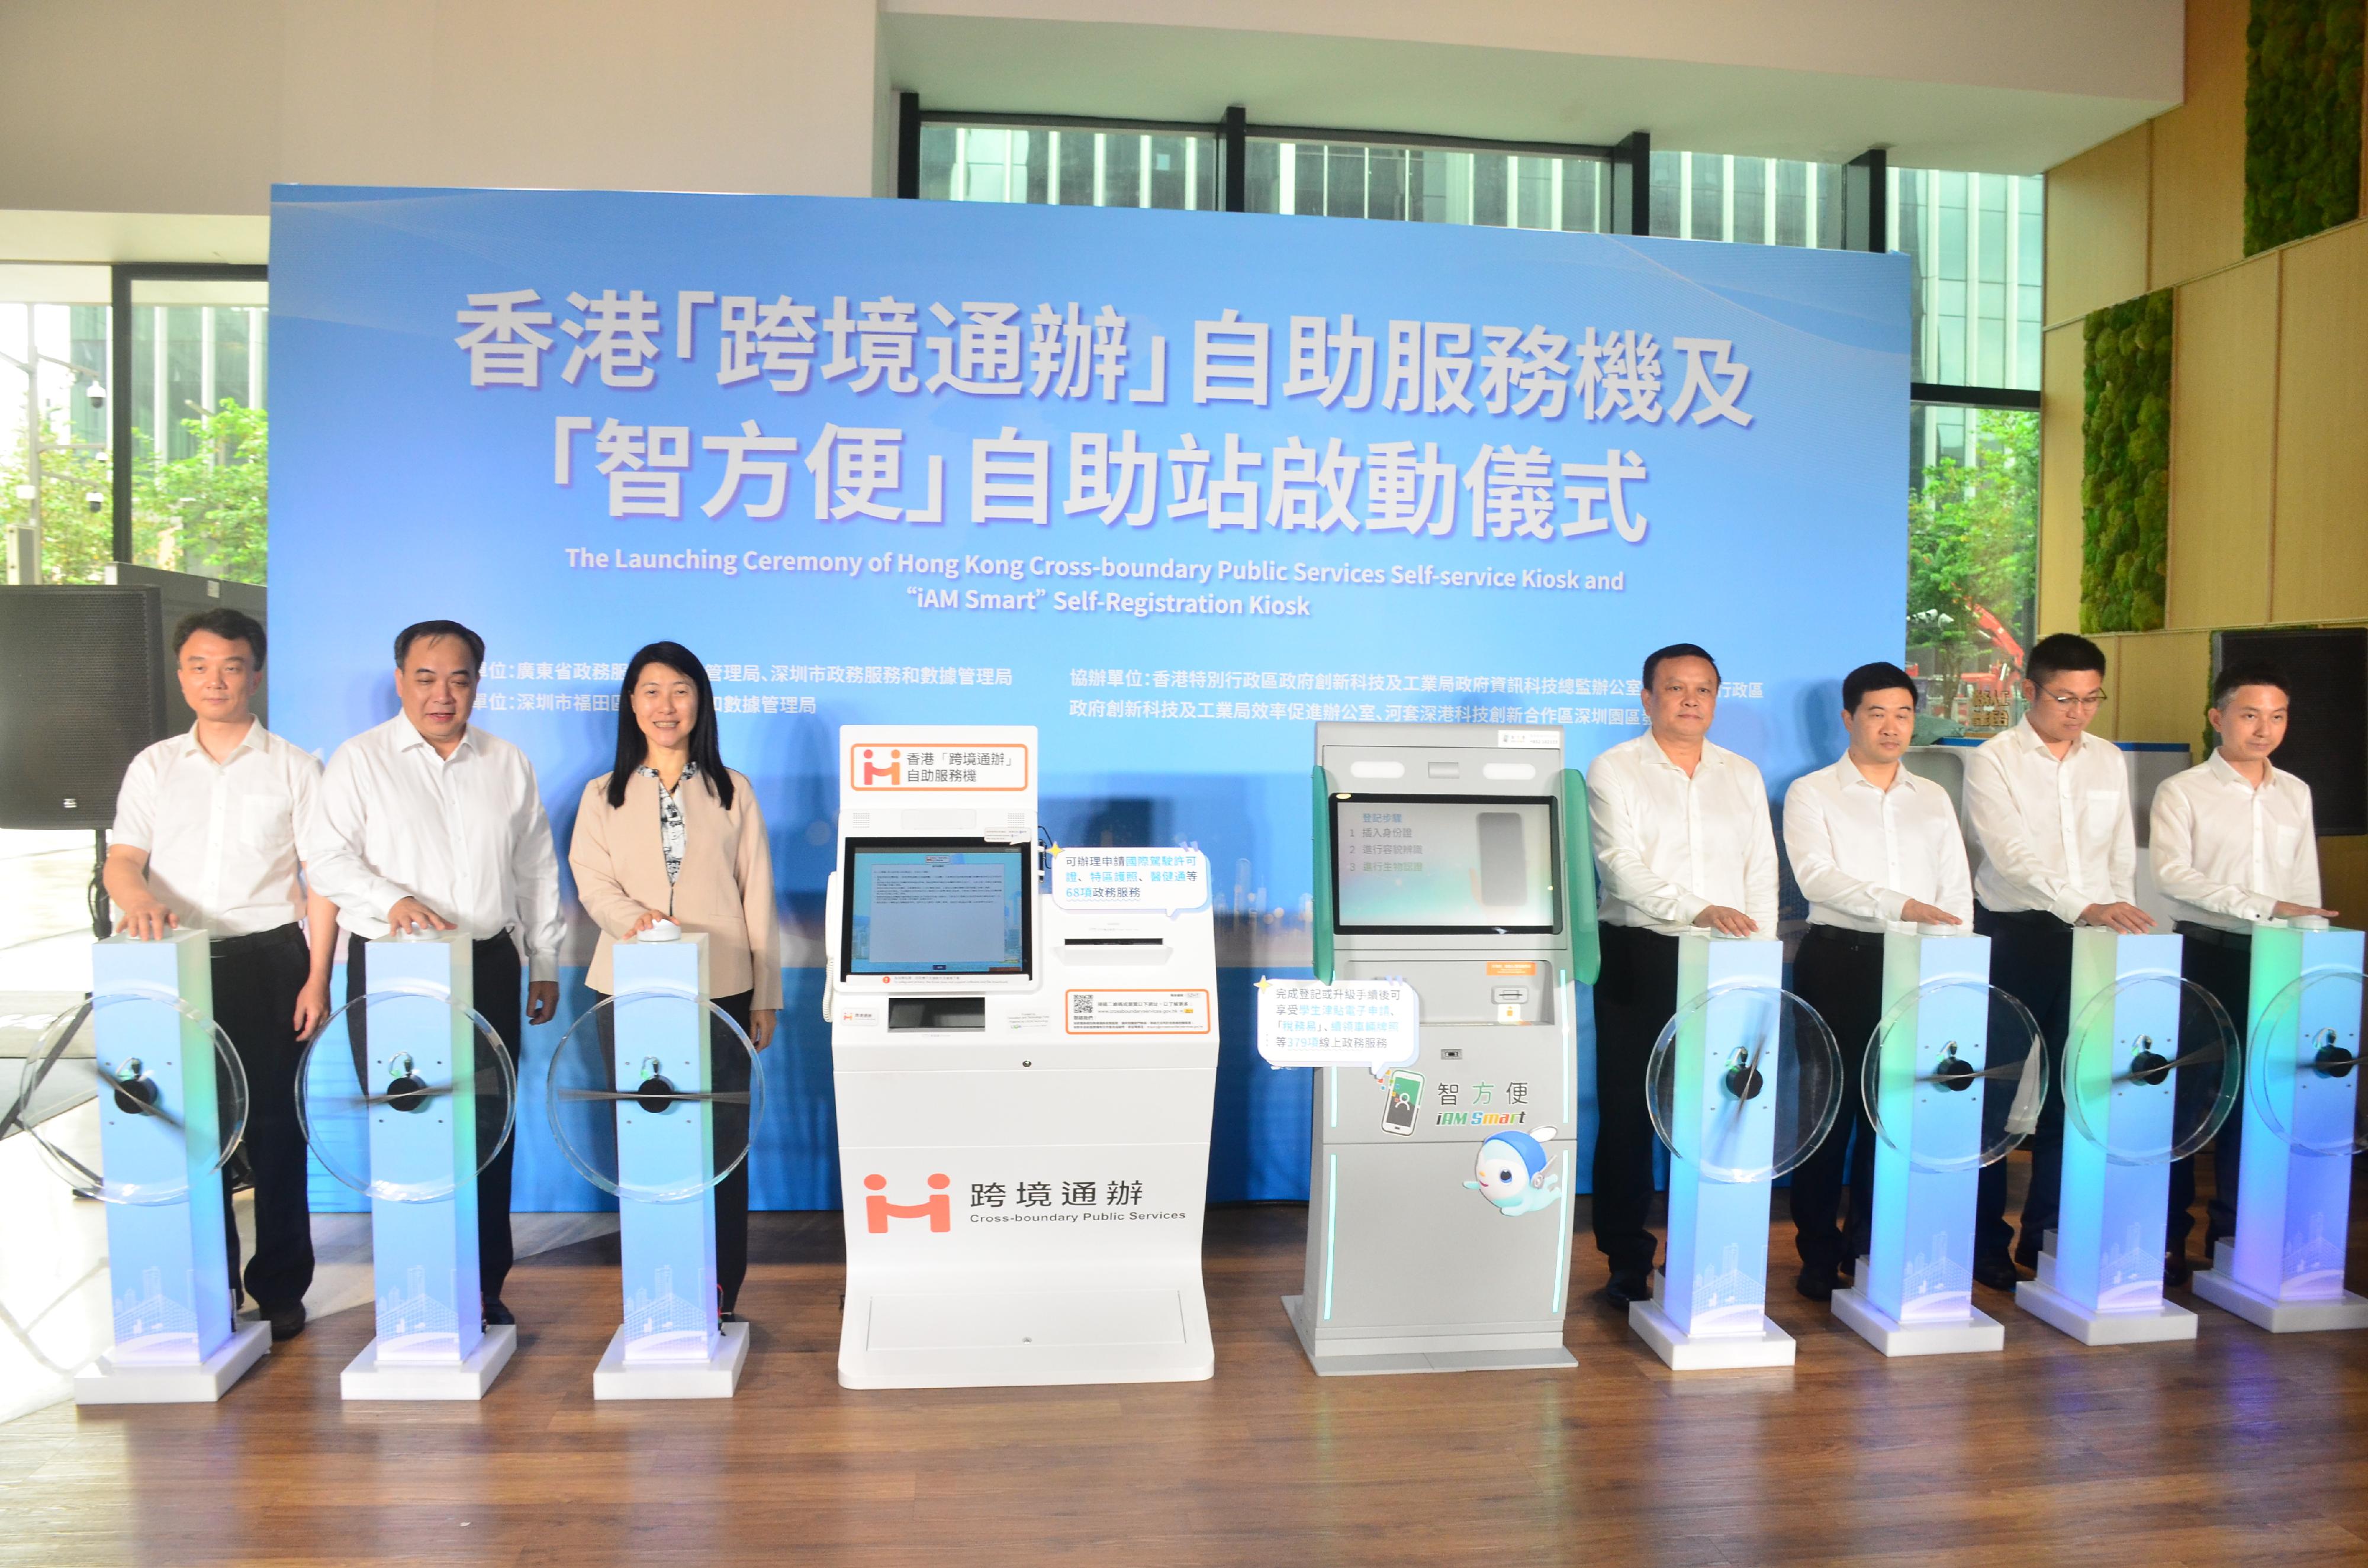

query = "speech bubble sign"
[1255,977,1420,1073]
[1049,848,1212,917]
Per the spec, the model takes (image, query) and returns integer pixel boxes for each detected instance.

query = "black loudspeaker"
[0,586,166,829]
[102,564,269,733]
[2216,626,2368,838]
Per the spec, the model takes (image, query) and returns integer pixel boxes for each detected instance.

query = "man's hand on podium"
[2272,900,2340,920]
[386,896,453,935]
[1693,905,1759,938]
[112,890,179,942]
[1898,899,1962,927]
[2079,901,2155,935]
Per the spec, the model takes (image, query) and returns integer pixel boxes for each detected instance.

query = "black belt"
[1600,923,1678,945]
[1803,923,1887,952]
[2177,921,2253,951]
[211,923,304,956]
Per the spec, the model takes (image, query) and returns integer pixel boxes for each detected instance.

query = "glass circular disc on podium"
[1646,980,1842,1183]
[2247,967,2368,1158]
[2,989,249,1205]
[2061,973,2239,1166]
[296,986,516,1202]
[545,989,764,1204]
[1862,980,2048,1173]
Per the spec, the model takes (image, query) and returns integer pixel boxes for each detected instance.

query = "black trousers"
[2168,922,2250,1254]
[1974,906,2073,1263]
[346,932,522,1303]
[593,988,755,1312]
[1592,922,1680,1279]
[213,924,315,1312]
[1788,925,1882,1272]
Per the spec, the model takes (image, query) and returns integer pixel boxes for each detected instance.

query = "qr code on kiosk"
[1070,994,1095,1023]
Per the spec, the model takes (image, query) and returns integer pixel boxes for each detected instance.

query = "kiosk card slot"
[1061,936,1171,968]
[887,997,986,1032]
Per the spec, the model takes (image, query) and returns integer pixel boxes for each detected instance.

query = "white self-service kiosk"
[823,725,1219,1389]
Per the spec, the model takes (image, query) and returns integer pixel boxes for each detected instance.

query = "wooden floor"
[7,1189,2368,1568]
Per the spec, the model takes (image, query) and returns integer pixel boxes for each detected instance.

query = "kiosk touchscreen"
[1285,722,1596,1375]
[825,725,1218,1389]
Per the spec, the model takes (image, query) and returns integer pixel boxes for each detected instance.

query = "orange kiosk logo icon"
[864,1171,950,1233]
[858,747,902,787]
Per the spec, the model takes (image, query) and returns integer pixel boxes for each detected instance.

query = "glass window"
[1893,165,2042,391]
[1774,160,1808,246]
[1649,150,1681,236]
[1907,404,2038,736]
[128,276,270,584]
[919,124,1220,212]
[1234,138,1610,231]
[0,265,112,586]
[1730,157,1767,246]
[1690,154,1726,240]
[1558,159,1606,233]
[1471,152,1508,227]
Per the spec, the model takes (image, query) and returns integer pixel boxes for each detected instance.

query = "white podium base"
[74,1320,271,1405]
[1629,1275,1794,1370]
[1831,1275,2004,1357]
[838,1279,1212,1389]
[341,1324,517,1400]
[2015,1277,2196,1345]
[2192,1242,2368,1333]
[1280,1294,1575,1376]
[594,1321,750,1399]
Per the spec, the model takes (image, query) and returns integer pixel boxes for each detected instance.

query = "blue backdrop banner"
[269,183,1908,1212]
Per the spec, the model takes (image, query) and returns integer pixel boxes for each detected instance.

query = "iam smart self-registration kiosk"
[823,725,1220,1389]
[1280,721,1598,1375]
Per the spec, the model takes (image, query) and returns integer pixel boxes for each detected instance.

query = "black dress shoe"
[482,1299,516,1327]
[1795,1263,1839,1302]
[2164,1250,2193,1288]
[719,1310,740,1325]
[1598,1272,1649,1310]
[1973,1252,2024,1292]
[266,1303,307,1342]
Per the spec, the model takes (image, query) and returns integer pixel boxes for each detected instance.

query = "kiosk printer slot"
[1286,722,1597,1374]
[824,725,1218,1388]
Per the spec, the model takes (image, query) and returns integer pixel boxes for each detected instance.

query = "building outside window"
[0,266,269,588]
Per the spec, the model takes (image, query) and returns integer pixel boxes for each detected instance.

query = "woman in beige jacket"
[570,640,780,1320]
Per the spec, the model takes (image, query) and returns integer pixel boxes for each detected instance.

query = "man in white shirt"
[1961,633,2154,1290]
[303,620,564,1326]
[1781,662,1973,1300]
[2153,665,2333,1275]
[103,608,341,1342]
[1587,643,1779,1308]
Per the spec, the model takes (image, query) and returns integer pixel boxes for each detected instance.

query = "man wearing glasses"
[1961,633,2153,1291]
